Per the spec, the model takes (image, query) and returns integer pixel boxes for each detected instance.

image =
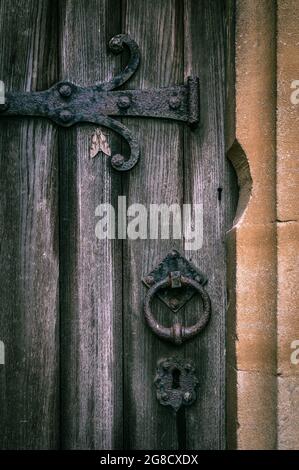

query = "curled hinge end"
[99,34,141,92]
[90,116,140,172]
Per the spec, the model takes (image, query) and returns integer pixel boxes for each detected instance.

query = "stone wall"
[226,0,299,449]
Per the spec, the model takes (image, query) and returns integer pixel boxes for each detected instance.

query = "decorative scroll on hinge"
[0,34,200,172]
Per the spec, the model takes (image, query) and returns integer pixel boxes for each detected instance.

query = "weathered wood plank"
[0,0,59,449]
[58,0,123,449]
[122,0,184,450]
[183,0,237,449]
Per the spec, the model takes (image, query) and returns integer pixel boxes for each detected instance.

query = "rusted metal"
[0,34,199,172]
[142,250,207,312]
[143,250,211,345]
[154,357,199,412]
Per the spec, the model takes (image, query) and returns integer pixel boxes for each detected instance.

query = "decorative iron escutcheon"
[0,34,199,172]
[142,250,211,345]
[154,357,199,412]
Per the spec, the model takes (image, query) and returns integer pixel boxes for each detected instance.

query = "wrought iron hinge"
[0,34,199,172]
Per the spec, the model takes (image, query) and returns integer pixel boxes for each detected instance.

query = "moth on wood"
[90,129,111,158]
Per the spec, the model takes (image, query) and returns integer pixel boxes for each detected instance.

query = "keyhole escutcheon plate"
[154,357,199,412]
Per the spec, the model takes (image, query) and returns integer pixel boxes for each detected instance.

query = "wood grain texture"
[183,0,237,449]
[122,0,237,450]
[0,0,59,449]
[58,0,123,449]
[0,0,237,450]
[122,0,185,450]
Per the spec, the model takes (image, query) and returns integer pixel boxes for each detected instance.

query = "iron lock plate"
[154,357,199,412]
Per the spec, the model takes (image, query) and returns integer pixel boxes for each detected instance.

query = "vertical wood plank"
[183,0,237,449]
[59,0,123,449]
[122,0,184,450]
[0,0,59,449]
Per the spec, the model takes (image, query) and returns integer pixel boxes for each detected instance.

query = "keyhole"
[217,187,223,201]
[172,368,181,389]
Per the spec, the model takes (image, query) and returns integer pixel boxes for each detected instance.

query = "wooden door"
[0,0,237,450]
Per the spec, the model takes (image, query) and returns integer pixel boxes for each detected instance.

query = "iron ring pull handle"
[144,274,211,345]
